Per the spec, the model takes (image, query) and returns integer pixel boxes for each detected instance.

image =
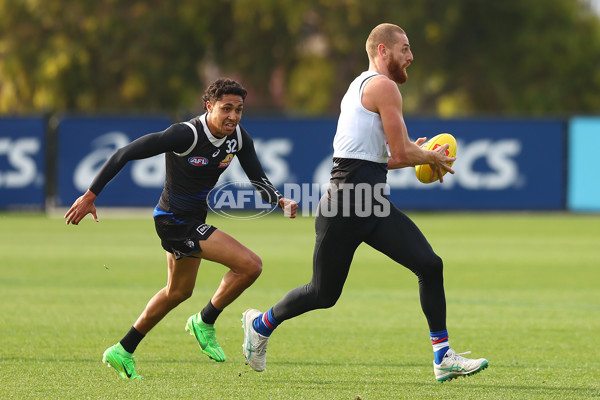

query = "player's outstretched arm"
[64,189,99,225]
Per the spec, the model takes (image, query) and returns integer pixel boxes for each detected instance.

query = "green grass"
[1,211,599,399]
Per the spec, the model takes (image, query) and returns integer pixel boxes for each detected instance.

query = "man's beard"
[388,55,408,85]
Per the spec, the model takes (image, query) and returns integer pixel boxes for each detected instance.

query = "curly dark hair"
[202,78,247,110]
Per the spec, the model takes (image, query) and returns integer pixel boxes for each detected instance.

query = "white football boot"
[433,349,489,382]
[242,309,269,372]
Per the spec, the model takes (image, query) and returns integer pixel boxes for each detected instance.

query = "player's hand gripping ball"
[415,133,457,184]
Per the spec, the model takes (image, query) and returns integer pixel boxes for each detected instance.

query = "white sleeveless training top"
[332,71,389,164]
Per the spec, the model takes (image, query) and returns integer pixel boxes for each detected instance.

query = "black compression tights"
[271,204,447,332]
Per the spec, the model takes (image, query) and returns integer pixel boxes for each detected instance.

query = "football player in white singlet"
[243,24,488,383]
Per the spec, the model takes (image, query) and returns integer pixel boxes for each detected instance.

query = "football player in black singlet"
[65,78,298,380]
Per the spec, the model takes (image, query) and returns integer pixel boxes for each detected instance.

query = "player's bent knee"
[240,252,262,280]
[166,287,194,305]
[249,257,262,280]
[317,297,339,309]
[420,254,444,279]
[431,255,443,274]
[313,288,342,309]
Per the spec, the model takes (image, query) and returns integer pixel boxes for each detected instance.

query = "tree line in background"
[1,0,599,117]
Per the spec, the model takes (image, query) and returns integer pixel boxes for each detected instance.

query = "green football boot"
[185,313,226,362]
[102,343,142,380]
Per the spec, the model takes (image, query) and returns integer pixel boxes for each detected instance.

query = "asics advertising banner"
[54,116,566,211]
[240,118,567,211]
[56,116,172,207]
[398,118,566,210]
[0,117,46,209]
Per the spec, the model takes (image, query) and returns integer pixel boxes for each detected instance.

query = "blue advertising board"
[396,118,566,210]
[54,115,567,212]
[56,116,172,207]
[0,117,46,209]
[568,117,600,212]
[237,118,567,211]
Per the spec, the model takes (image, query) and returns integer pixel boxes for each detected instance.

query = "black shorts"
[154,212,217,260]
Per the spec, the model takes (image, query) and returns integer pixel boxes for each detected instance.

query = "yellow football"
[414,133,457,184]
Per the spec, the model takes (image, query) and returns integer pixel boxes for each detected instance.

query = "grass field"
[1,211,599,399]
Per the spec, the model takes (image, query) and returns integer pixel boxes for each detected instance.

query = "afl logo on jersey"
[188,156,209,166]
